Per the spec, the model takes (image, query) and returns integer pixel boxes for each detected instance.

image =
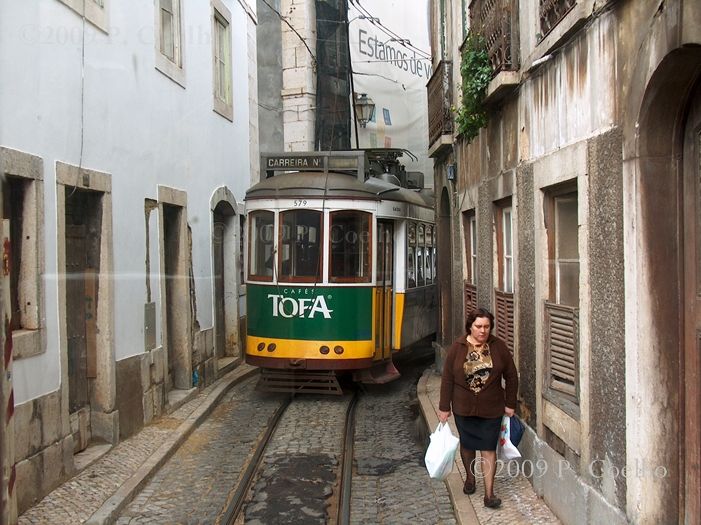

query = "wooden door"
[213,220,226,359]
[683,79,701,524]
[66,223,89,413]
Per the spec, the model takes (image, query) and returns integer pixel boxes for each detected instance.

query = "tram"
[244,149,437,393]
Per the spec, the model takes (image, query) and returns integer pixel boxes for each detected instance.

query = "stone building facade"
[427,0,701,523]
[0,0,258,516]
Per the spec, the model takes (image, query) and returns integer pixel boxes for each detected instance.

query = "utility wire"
[260,0,317,69]
[348,0,431,59]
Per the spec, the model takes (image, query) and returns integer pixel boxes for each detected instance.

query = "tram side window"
[426,225,434,284]
[407,222,416,288]
[279,209,322,281]
[330,211,371,282]
[249,211,274,281]
[417,224,425,287]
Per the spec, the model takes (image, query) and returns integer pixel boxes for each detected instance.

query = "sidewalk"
[416,367,562,525]
[18,364,259,525]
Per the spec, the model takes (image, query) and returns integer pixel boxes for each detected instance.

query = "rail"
[469,0,518,73]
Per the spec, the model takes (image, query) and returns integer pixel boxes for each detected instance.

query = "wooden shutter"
[494,289,514,352]
[464,282,477,317]
[544,301,579,399]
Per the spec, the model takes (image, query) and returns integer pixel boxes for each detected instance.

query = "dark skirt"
[454,415,501,451]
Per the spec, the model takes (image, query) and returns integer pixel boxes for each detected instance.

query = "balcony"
[540,0,577,39]
[469,0,519,104]
[427,60,453,158]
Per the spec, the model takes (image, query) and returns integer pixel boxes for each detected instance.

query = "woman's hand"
[504,407,515,417]
[438,409,451,423]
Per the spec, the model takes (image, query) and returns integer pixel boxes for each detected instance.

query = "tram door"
[375,221,394,360]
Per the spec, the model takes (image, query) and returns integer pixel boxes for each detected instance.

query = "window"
[407,222,416,288]
[462,211,477,314]
[383,108,392,125]
[462,211,477,285]
[494,201,514,351]
[248,211,274,281]
[330,211,371,283]
[239,215,246,287]
[56,0,110,32]
[501,206,513,293]
[553,195,579,306]
[544,188,580,410]
[417,224,425,286]
[1,148,45,360]
[425,225,434,284]
[279,210,322,282]
[155,0,185,86]
[212,1,233,120]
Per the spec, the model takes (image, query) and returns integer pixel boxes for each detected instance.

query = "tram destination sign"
[266,155,324,170]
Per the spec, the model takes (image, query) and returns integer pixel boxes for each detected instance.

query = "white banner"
[348,0,434,187]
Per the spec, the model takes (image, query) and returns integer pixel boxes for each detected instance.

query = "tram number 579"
[293,199,308,207]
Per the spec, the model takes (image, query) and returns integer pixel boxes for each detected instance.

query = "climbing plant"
[455,32,492,143]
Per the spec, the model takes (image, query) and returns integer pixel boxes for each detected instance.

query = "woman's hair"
[465,307,495,333]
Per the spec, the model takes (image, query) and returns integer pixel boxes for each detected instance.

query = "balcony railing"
[539,0,577,38]
[469,0,518,74]
[427,60,453,147]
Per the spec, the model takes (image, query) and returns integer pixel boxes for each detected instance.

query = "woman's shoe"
[483,495,502,508]
[463,479,476,495]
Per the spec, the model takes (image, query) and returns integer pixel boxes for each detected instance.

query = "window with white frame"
[212,0,233,120]
[501,206,514,293]
[56,0,110,32]
[494,200,514,351]
[462,211,477,285]
[155,0,185,85]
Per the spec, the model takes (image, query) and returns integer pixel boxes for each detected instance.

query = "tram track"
[221,389,359,525]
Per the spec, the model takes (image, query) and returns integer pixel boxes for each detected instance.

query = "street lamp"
[354,93,375,128]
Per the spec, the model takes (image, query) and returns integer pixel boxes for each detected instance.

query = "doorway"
[65,188,102,453]
[161,202,191,391]
[212,200,238,371]
[375,220,393,360]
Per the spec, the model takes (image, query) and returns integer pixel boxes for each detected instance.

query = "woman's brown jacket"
[438,334,518,419]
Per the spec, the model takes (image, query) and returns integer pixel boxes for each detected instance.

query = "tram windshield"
[279,210,322,281]
[330,211,371,283]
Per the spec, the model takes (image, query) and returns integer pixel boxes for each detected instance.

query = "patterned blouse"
[463,341,493,393]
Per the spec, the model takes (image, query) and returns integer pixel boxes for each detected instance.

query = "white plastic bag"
[425,422,460,480]
[496,415,522,461]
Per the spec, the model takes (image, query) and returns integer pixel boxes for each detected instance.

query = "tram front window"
[330,211,371,283]
[279,209,322,281]
[249,210,274,281]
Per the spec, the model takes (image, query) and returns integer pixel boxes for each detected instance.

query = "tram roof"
[245,171,434,208]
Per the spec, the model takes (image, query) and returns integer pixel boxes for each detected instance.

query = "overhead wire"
[259,0,317,69]
[348,0,431,59]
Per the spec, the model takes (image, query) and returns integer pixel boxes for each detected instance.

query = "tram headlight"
[257,342,265,352]
[267,343,276,352]
[319,345,330,355]
[333,345,344,355]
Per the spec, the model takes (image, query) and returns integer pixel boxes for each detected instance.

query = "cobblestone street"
[117,376,284,524]
[351,360,456,525]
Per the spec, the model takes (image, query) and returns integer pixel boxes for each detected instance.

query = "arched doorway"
[438,187,452,346]
[628,46,701,523]
[211,189,241,373]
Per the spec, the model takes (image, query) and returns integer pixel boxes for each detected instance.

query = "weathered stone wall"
[516,163,536,427]
[13,392,74,514]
